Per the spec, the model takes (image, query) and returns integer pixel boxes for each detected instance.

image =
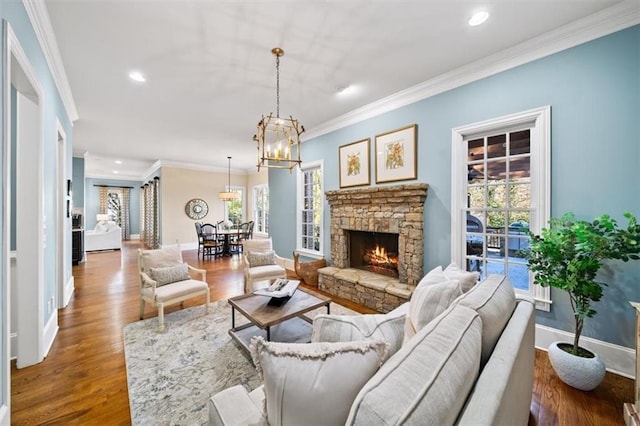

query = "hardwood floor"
[10,240,633,425]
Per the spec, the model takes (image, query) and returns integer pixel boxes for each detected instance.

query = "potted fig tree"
[526,212,640,390]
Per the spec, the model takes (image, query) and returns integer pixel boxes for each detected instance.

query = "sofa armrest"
[208,384,267,426]
[456,299,535,426]
[186,264,206,281]
[274,254,288,269]
[139,271,157,289]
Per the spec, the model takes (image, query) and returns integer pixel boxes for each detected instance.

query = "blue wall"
[85,178,142,235]
[270,25,640,348]
[1,2,75,328]
[72,157,85,208]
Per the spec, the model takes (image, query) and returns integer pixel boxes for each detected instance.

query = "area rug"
[123,299,356,425]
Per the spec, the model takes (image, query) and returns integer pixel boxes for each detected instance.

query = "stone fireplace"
[349,230,399,278]
[319,183,429,312]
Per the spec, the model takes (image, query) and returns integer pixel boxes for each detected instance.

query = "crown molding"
[304,0,640,141]
[84,172,144,182]
[72,150,87,158]
[21,0,79,122]
[141,159,252,182]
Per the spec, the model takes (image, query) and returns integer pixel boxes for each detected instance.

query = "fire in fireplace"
[349,230,399,278]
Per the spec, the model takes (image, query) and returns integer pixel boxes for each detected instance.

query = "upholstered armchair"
[137,245,210,331]
[241,238,286,293]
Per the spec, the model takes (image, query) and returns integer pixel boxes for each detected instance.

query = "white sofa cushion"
[140,245,183,271]
[140,279,208,303]
[311,312,405,356]
[444,262,479,292]
[454,274,516,367]
[248,265,286,281]
[347,305,482,425]
[404,266,462,342]
[250,337,388,426]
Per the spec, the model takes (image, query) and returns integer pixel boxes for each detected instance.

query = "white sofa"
[209,274,535,425]
[85,221,122,251]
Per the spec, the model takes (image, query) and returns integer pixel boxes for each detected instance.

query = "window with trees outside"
[253,184,269,235]
[451,107,551,310]
[297,161,323,256]
[224,186,245,226]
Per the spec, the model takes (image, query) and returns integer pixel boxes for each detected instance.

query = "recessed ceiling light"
[337,84,356,96]
[469,11,489,26]
[128,70,146,83]
[114,160,122,165]
[113,170,119,174]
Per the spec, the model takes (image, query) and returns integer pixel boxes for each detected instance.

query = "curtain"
[140,178,160,249]
[99,187,108,214]
[121,188,131,240]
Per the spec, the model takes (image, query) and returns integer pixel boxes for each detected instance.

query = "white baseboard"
[130,234,140,240]
[43,310,59,359]
[0,405,8,426]
[163,242,199,251]
[10,333,17,360]
[63,275,74,307]
[535,323,635,379]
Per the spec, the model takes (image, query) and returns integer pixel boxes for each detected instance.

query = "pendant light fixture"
[218,156,240,201]
[253,47,305,172]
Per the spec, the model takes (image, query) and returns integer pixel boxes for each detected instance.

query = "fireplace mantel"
[325,183,428,285]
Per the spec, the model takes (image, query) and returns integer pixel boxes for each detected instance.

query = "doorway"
[4,23,46,371]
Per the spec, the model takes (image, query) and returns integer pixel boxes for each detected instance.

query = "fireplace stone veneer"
[319,183,428,312]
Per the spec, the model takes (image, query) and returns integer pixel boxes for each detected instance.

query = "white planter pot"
[548,341,606,391]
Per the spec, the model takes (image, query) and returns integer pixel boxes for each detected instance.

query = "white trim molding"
[304,1,640,142]
[451,106,551,311]
[536,324,635,379]
[21,0,78,121]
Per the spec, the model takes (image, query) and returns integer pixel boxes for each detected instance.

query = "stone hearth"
[319,183,428,312]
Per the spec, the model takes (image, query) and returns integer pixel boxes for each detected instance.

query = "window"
[224,186,245,226]
[451,106,551,310]
[297,161,323,256]
[253,184,269,235]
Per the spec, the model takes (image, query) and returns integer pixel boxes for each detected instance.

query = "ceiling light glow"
[469,11,489,26]
[129,70,146,83]
[114,160,122,164]
[337,85,353,95]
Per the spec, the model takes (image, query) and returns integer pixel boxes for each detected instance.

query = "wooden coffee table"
[228,287,331,354]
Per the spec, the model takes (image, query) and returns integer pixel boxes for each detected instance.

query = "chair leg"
[139,300,145,320]
[158,303,165,331]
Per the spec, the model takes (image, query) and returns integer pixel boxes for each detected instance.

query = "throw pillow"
[415,265,447,288]
[251,337,388,426]
[311,313,405,357]
[444,262,480,292]
[404,278,462,343]
[346,305,482,426]
[454,274,516,367]
[94,221,108,233]
[148,263,190,286]
[246,250,276,267]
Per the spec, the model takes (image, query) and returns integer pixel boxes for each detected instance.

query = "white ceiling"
[44,0,630,180]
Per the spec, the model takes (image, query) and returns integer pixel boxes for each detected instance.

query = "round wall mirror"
[185,198,209,220]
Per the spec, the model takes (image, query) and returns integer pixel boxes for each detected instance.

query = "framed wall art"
[339,138,370,188]
[375,124,417,183]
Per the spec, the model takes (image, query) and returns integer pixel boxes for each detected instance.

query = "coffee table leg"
[266,326,271,341]
[231,306,236,329]
[327,303,330,315]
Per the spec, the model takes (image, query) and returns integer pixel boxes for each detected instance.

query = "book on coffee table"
[254,279,299,298]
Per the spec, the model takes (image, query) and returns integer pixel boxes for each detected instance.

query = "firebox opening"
[349,230,399,278]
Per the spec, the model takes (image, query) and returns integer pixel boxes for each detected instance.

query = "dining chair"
[201,223,224,259]
[195,222,204,256]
